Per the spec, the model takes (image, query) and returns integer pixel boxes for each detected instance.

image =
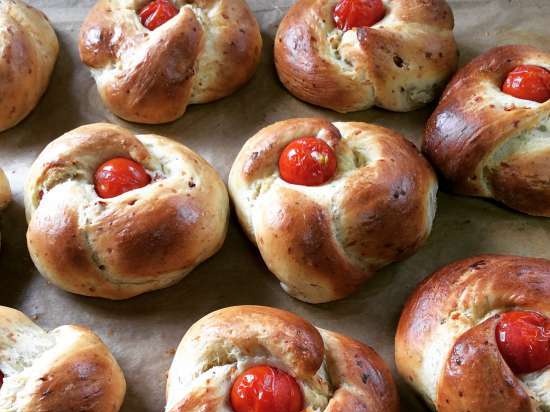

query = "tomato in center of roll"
[94,157,151,199]
[333,0,385,31]
[495,311,550,374]
[279,137,337,186]
[230,365,303,412]
[501,65,550,103]
[138,0,179,30]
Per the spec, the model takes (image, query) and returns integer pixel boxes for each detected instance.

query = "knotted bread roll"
[0,0,58,132]
[25,123,229,299]
[166,305,399,412]
[229,118,437,303]
[79,0,262,124]
[424,45,550,216]
[0,306,126,412]
[274,0,457,113]
[395,255,550,412]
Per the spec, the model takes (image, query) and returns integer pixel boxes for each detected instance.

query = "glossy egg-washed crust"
[24,123,229,299]
[0,306,125,411]
[424,45,550,216]
[165,306,399,412]
[229,118,437,303]
[0,0,58,132]
[274,0,457,113]
[79,0,262,124]
[395,255,550,412]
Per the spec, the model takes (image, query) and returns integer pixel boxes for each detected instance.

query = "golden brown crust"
[79,0,262,124]
[423,45,550,216]
[27,347,124,412]
[320,330,399,412]
[437,317,532,412]
[0,306,126,411]
[229,118,437,303]
[165,306,399,412]
[274,0,457,113]
[395,255,550,412]
[24,123,229,299]
[0,0,59,132]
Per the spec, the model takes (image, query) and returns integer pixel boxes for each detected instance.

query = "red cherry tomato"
[279,137,337,186]
[230,366,303,412]
[94,158,151,199]
[502,65,550,103]
[138,0,179,30]
[333,0,385,31]
[496,311,550,374]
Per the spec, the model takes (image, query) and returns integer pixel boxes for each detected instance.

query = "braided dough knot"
[24,123,229,299]
[79,0,262,123]
[166,306,399,412]
[229,118,437,303]
[424,45,550,216]
[395,255,550,412]
[274,0,458,112]
[0,306,126,412]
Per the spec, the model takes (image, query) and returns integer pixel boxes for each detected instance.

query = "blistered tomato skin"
[94,158,151,199]
[279,137,337,186]
[496,311,550,374]
[138,0,179,31]
[333,0,385,31]
[501,65,550,103]
[230,366,303,412]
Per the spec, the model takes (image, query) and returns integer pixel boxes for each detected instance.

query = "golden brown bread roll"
[0,305,126,411]
[165,305,399,412]
[79,0,262,124]
[0,0,59,132]
[395,255,550,412]
[274,0,457,113]
[423,45,550,216]
[229,118,437,303]
[24,123,229,299]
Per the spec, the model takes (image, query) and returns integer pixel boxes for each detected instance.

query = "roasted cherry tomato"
[501,65,550,103]
[94,157,151,199]
[496,311,550,374]
[279,137,337,186]
[333,0,385,31]
[138,0,179,30]
[230,366,303,412]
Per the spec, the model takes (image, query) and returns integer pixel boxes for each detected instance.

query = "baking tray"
[1,0,549,410]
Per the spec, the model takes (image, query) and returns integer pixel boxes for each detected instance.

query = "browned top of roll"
[24,123,229,299]
[0,305,126,411]
[166,305,399,412]
[0,0,59,132]
[395,255,550,412]
[79,0,262,124]
[423,45,550,216]
[274,0,457,113]
[229,118,437,303]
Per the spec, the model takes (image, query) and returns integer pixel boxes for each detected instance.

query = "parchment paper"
[1,1,549,410]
